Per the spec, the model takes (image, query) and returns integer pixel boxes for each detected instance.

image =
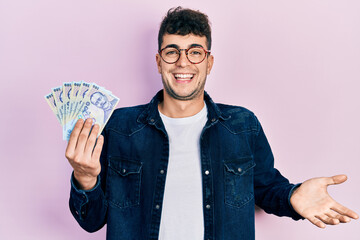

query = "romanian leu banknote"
[45,82,119,141]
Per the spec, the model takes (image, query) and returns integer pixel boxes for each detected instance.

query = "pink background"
[0,0,359,239]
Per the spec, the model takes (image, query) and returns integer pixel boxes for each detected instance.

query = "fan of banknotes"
[45,82,119,141]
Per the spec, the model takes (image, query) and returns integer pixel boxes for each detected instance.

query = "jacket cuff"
[288,183,305,220]
[70,172,102,220]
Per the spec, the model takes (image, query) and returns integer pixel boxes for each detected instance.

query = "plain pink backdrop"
[0,0,359,239]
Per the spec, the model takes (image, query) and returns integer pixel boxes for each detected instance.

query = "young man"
[66,7,358,240]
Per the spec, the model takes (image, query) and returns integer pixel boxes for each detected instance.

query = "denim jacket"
[69,90,303,240]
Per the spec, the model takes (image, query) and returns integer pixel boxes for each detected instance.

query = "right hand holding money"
[65,118,104,190]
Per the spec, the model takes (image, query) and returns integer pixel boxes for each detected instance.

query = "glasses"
[159,46,211,64]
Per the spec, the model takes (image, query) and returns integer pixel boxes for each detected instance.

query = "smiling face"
[156,34,214,101]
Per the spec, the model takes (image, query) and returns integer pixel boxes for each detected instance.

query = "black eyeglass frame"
[158,46,211,64]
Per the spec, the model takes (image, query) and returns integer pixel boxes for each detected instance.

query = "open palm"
[290,175,358,228]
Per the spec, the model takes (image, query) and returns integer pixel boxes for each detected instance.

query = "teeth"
[174,74,194,79]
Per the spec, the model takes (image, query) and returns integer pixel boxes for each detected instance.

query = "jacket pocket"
[224,159,256,208]
[107,157,142,208]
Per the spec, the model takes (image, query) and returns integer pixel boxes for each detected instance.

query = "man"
[65,7,358,240]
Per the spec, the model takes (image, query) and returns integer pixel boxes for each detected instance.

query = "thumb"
[327,174,347,185]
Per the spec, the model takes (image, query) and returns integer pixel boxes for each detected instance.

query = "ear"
[206,55,214,75]
[156,54,162,74]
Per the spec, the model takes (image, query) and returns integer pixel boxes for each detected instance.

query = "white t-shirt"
[158,104,208,240]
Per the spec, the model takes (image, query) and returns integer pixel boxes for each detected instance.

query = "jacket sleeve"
[68,130,109,232]
[252,116,304,220]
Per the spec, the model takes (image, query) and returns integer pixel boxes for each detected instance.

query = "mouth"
[173,73,195,83]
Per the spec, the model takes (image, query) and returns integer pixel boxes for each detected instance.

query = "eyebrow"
[163,43,205,49]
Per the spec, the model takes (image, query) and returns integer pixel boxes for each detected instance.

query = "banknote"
[51,87,64,125]
[72,82,92,120]
[44,93,61,124]
[69,81,82,122]
[63,82,72,138]
[45,82,119,141]
[76,85,119,136]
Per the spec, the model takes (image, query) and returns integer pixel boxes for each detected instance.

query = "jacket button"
[205,170,210,175]
[155,204,160,209]
[211,118,216,122]
[238,168,242,173]
[206,204,211,209]
[150,118,155,123]
[122,169,127,173]
[160,169,165,174]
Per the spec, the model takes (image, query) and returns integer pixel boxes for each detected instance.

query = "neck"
[158,90,205,118]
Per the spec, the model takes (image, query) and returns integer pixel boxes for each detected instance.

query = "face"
[156,34,214,101]
[90,92,109,109]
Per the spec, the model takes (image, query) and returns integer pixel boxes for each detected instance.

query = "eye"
[163,47,179,57]
[166,50,178,55]
[188,48,204,56]
[191,51,201,55]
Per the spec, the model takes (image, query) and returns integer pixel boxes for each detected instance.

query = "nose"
[176,50,191,67]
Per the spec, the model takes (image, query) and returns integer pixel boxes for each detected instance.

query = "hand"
[65,118,104,190]
[290,174,359,228]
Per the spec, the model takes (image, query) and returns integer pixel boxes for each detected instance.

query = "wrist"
[289,183,302,207]
[73,172,98,190]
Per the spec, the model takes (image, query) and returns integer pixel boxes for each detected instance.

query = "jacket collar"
[137,90,230,125]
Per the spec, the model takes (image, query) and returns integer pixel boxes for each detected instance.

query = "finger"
[331,174,347,185]
[338,215,351,223]
[325,210,351,223]
[76,118,93,152]
[92,135,104,161]
[323,174,347,186]
[66,119,84,155]
[307,216,326,228]
[316,214,340,225]
[84,124,100,155]
[331,205,359,220]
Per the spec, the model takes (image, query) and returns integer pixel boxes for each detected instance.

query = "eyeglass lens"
[161,47,207,64]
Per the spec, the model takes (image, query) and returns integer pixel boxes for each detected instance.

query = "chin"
[168,88,203,101]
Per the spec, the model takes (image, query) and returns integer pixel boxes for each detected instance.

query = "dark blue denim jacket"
[69,90,303,240]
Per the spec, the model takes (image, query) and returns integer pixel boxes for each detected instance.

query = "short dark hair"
[158,7,212,51]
